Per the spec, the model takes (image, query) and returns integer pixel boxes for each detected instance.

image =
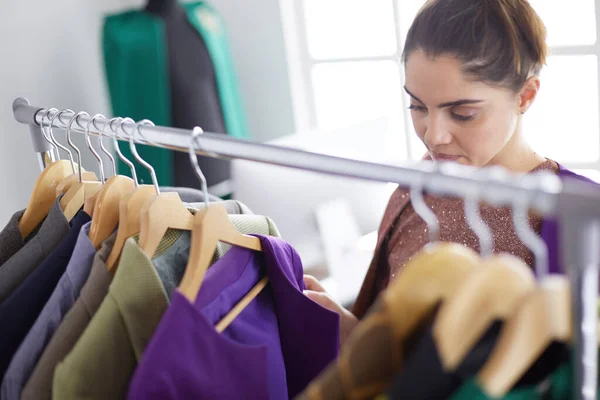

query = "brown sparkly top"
[352,158,559,319]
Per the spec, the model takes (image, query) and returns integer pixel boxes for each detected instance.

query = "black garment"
[146,0,231,191]
[385,317,502,400]
[385,317,569,400]
[0,211,91,380]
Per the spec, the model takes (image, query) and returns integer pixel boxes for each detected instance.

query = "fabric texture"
[352,161,597,319]
[1,222,96,400]
[0,210,26,268]
[103,1,248,185]
[0,199,69,303]
[53,215,280,400]
[128,234,339,400]
[0,211,90,382]
[21,230,117,400]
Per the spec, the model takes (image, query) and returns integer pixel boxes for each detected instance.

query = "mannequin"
[145,0,231,192]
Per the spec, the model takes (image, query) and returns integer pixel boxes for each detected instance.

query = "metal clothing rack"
[12,97,600,399]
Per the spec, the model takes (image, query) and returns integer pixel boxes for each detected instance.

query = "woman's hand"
[303,275,359,346]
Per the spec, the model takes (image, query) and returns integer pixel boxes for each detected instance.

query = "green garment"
[448,362,596,400]
[103,1,249,185]
[53,216,279,400]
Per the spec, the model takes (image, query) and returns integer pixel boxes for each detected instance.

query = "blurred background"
[1,0,598,303]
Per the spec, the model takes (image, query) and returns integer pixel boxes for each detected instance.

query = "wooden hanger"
[381,242,480,341]
[138,191,194,258]
[106,185,156,272]
[433,253,536,370]
[178,127,266,328]
[60,178,103,221]
[19,160,77,239]
[179,204,264,303]
[476,276,571,397]
[88,175,136,249]
[55,171,97,197]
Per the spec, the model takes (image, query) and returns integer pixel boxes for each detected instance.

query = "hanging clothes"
[1,221,96,400]
[103,1,249,188]
[0,198,69,303]
[0,211,90,381]
[0,210,28,267]
[24,200,256,400]
[53,215,279,400]
[128,234,340,400]
[21,230,117,400]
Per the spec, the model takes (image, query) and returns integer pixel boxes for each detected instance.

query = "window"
[284,0,600,181]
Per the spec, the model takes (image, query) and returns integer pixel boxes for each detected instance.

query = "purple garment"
[1,222,96,400]
[128,235,339,400]
[542,164,598,275]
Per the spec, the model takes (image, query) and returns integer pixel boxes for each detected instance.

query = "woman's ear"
[517,76,541,114]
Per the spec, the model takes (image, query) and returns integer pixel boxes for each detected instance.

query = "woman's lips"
[432,153,460,161]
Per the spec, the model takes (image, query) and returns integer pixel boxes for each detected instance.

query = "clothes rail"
[12,96,600,399]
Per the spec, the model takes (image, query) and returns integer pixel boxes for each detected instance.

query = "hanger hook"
[66,111,89,183]
[126,119,160,194]
[410,164,440,243]
[86,114,106,184]
[513,176,549,278]
[98,117,118,177]
[189,127,210,209]
[114,117,139,187]
[39,108,59,161]
[48,109,76,174]
[464,172,494,258]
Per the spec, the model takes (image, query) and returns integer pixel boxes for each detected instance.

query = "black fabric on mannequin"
[145,0,231,192]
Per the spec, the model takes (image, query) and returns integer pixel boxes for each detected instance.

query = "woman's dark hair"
[402,0,547,92]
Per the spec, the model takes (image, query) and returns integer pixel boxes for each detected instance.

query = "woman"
[304,0,594,345]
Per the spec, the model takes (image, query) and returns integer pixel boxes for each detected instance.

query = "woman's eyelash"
[408,104,426,112]
[451,113,474,122]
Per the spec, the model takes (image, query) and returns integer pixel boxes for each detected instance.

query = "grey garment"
[21,230,117,400]
[153,200,278,299]
[0,199,69,303]
[160,186,221,204]
[1,222,96,400]
[0,210,26,268]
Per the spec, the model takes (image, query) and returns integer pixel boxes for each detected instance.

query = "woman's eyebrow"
[404,86,483,108]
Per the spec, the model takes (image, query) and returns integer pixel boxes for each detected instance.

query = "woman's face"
[404,50,523,167]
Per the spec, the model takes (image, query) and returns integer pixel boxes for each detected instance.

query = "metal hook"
[97,117,118,177]
[189,127,210,209]
[463,174,494,258]
[48,109,76,174]
[513,176,549,278]
[410,164,440,242]
[39,108,59,161]
[66,111,89,183]
[127,119,160,194]
[86,114,106,184]
[114,118,139,187]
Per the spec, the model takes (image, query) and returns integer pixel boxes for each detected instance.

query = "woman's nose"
[423,116,452,147]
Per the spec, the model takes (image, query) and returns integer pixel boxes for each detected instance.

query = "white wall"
[0,0,296,226]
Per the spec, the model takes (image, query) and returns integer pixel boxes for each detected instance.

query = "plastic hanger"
[433,168,536,371]
[59,112,102,221]
[105,118,157,272]
[476,177,571,397]
[87,115,136,249]
[179,127,264,332]
[18,109,81,239]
